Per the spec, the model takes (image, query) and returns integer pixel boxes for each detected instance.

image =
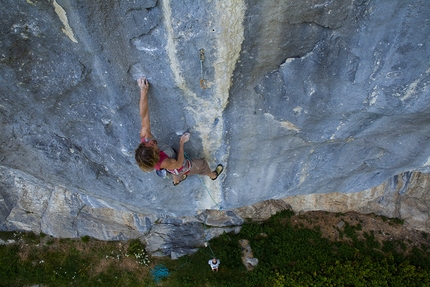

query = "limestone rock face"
[1,0,430,256]
[284,172,430,232]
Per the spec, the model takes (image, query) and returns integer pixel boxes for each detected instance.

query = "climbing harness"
[199,48,208,89]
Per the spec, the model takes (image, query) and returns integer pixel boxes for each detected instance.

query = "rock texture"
[284,172,430,232]
[225,0,430,206]
[239,239,259,271]
[1,0,430,256]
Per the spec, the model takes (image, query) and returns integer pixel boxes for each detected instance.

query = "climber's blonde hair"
[135,142,160,172]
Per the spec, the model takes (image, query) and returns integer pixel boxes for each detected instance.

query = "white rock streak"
[162,0,245,208]
[400,67,430,102]
[53,0,78,43]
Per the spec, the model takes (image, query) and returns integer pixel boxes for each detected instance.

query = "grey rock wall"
[285,172,430,232]
[225,0,430,205]
[1,0,430,255]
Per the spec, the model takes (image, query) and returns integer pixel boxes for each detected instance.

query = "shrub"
[81,235,91,243]
[127,239,150,266]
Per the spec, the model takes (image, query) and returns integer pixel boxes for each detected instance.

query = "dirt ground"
[290,211,429,254]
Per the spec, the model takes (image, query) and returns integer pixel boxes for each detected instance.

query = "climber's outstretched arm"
[138,77,152,139]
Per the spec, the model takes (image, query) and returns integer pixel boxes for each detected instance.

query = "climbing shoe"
[173,174,187,186]
[211,164,224,180]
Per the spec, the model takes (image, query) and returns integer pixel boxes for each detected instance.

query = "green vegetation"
[378,214,405,226]
[166,210,430,286]
[0,211,429,286]
[127,239,150,266]
[0,232,151,286]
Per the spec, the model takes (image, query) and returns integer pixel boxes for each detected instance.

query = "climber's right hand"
[138,76,149,92]
[180,132,190,144]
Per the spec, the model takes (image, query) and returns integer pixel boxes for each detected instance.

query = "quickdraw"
[199,48,208,89]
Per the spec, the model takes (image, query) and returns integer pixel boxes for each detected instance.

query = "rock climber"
[208,258,220,272]
[134,76,223,186]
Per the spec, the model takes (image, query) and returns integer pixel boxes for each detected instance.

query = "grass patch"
[0,231,20,241]
[364,230,381,249]
[0,234,150,286]
[343,222,359,242]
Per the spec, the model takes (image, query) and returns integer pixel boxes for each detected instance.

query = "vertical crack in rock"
[162,0,245,209]
[53,0,78,43]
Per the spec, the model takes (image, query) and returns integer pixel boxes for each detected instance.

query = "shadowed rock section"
[0,0,430,256]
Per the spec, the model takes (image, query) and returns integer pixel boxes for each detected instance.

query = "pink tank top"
[155,151,169,170]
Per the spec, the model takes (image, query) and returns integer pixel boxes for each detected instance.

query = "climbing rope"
[200,216,218,261]
[181,153,221,261]
[207,242,216,258]
[184,152,222,210]
[198,175,222,210]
